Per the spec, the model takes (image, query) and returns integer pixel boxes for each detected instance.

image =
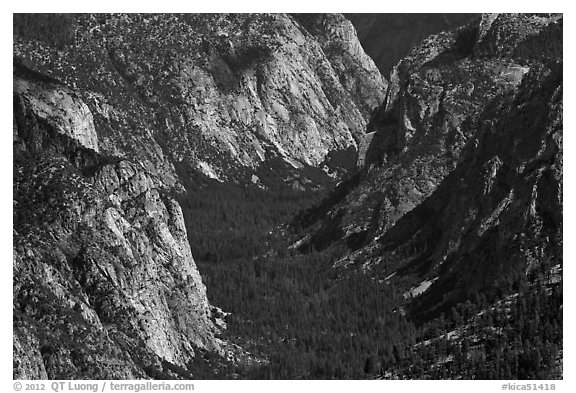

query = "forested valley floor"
[178,177,562,379]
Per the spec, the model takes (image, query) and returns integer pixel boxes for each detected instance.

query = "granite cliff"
[297,13,562,308]
[14,14,386,185]
[13,65,221,379]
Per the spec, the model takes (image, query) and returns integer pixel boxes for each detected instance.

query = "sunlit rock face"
[13,70,221,379]
[14,77,99,152]
[14,13,386,184]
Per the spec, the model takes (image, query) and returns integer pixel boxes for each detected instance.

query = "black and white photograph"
[10,4,565,386]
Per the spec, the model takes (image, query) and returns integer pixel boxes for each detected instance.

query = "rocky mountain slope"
[13,64,222,379]
[289,13,562,379]
[346,14,477,75]
[13,13,386,379]
[14,14,386,186]
[378,60,561,315]
[297,13,562,314]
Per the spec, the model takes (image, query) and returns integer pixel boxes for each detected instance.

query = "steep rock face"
[376,62,562,317]
[14,77,99,152]
[293,14,387,118]
[13,69,221,379]
[346,14,477,75]
[297,14,562,291]
[14,13,386,184]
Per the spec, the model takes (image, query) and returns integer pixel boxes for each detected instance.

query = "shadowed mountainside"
[346,13,478,75]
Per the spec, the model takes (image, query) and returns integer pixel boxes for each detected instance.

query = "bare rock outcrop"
[13,69,220,379]
[14,77,99,152]
[14,13,386,184]
[297,14,562,278]
[375,63,562,318]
